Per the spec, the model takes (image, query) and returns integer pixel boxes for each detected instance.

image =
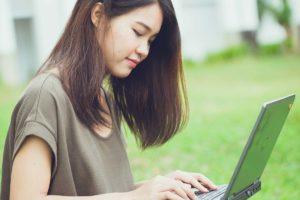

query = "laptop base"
[226,180,261,200]
[196,181,261,200]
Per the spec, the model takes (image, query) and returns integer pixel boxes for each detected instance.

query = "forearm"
[39,192,132,200]
[133,181,147,189]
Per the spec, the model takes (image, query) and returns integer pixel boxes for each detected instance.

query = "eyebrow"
[136,21,152,31]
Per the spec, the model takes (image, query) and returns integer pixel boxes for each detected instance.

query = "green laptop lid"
[224,94,295,200]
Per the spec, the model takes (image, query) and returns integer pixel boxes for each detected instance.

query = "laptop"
[195,94,295,200]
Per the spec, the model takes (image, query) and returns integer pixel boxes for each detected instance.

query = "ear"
[91,2,104,27]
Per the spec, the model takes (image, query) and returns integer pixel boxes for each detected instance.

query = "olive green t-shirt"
[1,73,134,199]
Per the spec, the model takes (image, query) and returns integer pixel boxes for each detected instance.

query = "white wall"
[173,0,259,60]
[32,0,76,66]
[218,0,259,32]
[173,0,225,60]
[0,0,16,54]
[0,0,19,85]
[290,0,300,24]
[11,0,33,18]
[256,13,286,45]
[1,0,76,84]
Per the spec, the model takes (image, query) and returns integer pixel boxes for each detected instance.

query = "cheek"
[111,28,137,55]
[102,33,129,66]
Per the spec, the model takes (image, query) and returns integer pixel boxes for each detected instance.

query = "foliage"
[183,59,202,69]
[257,0,293,50]
[257,0,292,27]
[203,44,250,63]
[201,39,294,63]
[258,43,283,55]
[257,0,266,21]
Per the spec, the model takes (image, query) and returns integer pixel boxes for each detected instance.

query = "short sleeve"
[12,76,59,178]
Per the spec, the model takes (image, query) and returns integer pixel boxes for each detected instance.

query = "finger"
[170,182,190,200]
[183,183,192,189]
[191,173,218,190]
[173,173,210,193]
[180,182,197,200]
[159,177,189,200]
[191,181,210,193]
[160,191,185,200]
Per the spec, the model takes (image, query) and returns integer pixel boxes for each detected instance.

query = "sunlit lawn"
[126,55,300,200]
[1,55,299,199]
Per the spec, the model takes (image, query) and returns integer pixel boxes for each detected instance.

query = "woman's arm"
[10,136,52,200]
[10,136,131,200]
[41,193,131,200]
[10,136,196,200]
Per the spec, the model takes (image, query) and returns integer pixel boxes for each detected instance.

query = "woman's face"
[93,3,163,78]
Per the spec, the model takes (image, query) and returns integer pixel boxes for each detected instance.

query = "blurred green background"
[1,0,300,198]
[126,54,300,200]
[1,54,299,199]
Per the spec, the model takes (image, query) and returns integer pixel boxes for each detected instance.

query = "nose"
[136,40,150,60]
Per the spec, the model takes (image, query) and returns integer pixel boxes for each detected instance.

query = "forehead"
[115,3,163,33]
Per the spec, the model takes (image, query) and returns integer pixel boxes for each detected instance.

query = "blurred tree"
[257,0,293,50]
[257,0,267,21]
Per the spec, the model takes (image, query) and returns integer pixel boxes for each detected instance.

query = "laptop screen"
[224,95,295,199]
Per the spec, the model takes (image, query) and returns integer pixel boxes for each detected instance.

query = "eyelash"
[133,29,143,37]
[133,29,154,46]
[148,40,153,46]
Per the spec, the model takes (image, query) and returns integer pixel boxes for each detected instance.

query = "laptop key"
[196,185,228,200]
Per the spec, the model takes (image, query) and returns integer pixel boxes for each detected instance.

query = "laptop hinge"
[227,180,261,200]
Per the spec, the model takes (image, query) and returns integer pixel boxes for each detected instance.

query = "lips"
[127,58,140,68]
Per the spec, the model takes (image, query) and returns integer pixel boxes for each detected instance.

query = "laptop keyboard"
[195,185,228,200]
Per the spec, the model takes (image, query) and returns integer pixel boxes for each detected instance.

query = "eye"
[133,29,143,37]
[148,38,156,46]
[148,40,153,46]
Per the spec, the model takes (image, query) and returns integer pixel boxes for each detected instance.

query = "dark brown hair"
[38,0,188,149]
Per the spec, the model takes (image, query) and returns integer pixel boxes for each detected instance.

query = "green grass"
[0,83,24,189]
[126,55,300,199]
[1,55,300,199]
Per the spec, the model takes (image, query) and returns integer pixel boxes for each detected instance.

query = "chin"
[111,70,132,79]
[107,64,134,78]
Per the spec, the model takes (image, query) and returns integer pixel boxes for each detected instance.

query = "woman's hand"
[129,175,198,200]
[165,170,218,193]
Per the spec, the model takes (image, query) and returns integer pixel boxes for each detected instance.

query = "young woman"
[1,0,217,199]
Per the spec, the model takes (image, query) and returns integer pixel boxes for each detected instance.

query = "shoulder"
[10,73,69,142]
[23,73,64,100]
[17,73,69,112]
[13,73,67,124]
